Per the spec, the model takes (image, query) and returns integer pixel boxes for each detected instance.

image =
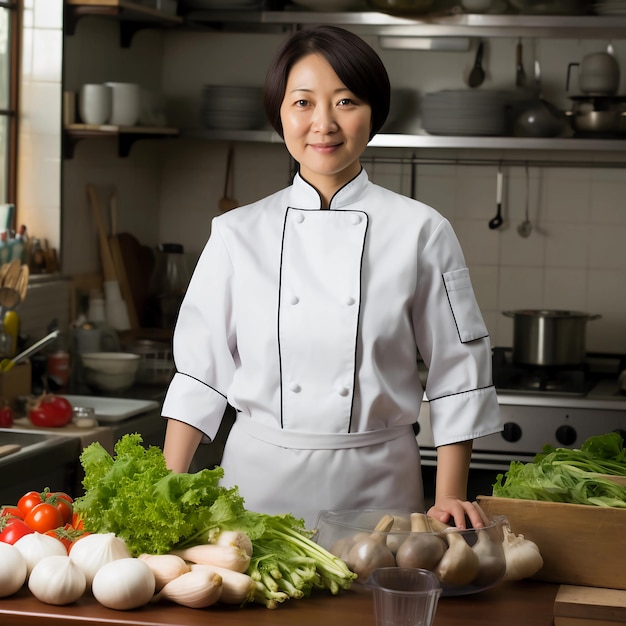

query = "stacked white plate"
[593,0,626,14]
[201,85,264,130]
[421,90,509,136]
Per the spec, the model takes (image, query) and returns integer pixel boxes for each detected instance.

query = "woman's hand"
[427,497,484,529]
[430,440,484,528]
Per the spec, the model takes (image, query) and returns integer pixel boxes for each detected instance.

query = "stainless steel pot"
[502,309,601,367]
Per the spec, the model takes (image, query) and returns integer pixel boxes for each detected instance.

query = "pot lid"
[502,309,601,320]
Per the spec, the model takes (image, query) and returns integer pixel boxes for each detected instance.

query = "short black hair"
[264,25,390,141]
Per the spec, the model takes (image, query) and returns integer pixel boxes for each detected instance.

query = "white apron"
[162,169,502,528]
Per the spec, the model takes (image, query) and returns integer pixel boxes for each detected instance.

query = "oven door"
[418,447,534,507]
[416,401,535,507]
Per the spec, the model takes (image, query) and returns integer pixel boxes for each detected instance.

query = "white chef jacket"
[162,169,502,528]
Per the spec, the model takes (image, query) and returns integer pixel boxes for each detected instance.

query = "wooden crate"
[477,496,626,591]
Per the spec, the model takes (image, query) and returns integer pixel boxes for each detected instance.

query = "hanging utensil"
[0,329,60,372]
[218,146,239,213]
[468,40,486,88]
[1,259,21,289]
[0,286,20,311]
[15,264,29,303]
[515,38,527,89]
[517,163,532,238]
[489,165,504,230]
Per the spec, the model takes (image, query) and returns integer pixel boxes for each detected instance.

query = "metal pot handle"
[588,314,602,321]
[566,62,579,93]
[502,311,515,318]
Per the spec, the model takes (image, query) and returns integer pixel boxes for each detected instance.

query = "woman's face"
[280,53,372,196]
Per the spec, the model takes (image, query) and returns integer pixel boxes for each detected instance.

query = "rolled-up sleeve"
[161,220,237,441]
[413,220,502,447]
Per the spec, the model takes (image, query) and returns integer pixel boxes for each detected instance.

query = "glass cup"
[368,567,442,626]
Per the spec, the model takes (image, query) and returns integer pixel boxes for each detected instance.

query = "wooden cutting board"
[554,585,626,626]
[0,444,22,459]
[114,233,155,327]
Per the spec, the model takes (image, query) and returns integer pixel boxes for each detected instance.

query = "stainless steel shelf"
[183,128,626,151]
[183,11,626,38]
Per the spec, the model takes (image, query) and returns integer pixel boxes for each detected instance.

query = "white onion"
[14,532,67,576]
[0,542,28,597]
[69,532,131,586]
[28,555,86,605]
[92,558,155,610]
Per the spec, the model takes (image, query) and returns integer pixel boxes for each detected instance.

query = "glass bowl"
[314,508,508,596]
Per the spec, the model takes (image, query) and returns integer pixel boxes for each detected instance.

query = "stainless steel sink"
[0,428,82,502]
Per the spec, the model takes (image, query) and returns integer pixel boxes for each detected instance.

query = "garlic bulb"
[28,555,86,605]
[92,558,155,610]
[14,532,67,576]
[0,542,28,597]
[69,532,131,586]
[501,526,544,581]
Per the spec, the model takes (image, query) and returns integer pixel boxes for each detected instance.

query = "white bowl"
[81,352,140,392]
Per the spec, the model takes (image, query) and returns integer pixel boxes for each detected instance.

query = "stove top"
[492,347,626,407]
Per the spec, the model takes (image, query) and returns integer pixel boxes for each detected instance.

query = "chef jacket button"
[336,385,350,397]
[350,213,362,225]
[294,212,305,224]
[289,382,301,393]
[346,297,356,306]
[290,295,299,305]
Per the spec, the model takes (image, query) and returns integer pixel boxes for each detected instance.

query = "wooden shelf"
[63,123,179,158]
[65,0,183,46]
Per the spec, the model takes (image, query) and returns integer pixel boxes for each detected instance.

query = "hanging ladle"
[489,165,504,229]
[518,163,532,238]
[468,40,485,89]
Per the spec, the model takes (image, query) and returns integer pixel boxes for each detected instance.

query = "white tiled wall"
[54,21,626,354]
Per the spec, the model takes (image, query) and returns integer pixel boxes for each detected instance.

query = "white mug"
[79,84,112,125]
[105,82,141,126]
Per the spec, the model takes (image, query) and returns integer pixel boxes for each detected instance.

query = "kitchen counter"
[0,581,558,626]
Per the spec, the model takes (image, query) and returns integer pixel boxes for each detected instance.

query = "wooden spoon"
[15,264,29,303]
[1,259,21,288]
[218,146,239,213]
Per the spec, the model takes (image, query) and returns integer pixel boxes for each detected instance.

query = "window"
[0,1,17,205]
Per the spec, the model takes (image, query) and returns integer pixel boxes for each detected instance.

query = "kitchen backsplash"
[56,21,626,354]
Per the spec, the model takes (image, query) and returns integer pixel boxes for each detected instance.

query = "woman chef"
[162,25,502,530]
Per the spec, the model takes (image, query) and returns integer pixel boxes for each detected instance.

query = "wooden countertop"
[0,580,558,626]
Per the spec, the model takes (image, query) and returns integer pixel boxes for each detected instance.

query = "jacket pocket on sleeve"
[443,268,489,343]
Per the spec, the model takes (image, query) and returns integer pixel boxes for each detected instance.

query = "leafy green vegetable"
[73,434,356,607]
[493,432,626,507]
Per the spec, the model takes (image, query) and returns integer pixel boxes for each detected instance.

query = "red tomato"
[17,490,44,516]
[28,394,73,428]
[0,404,13,427]
[43,490,73,524]
[45,526,88,553]
[0,516,34,544]
[1,506,24,519]
[24,502,64,533]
